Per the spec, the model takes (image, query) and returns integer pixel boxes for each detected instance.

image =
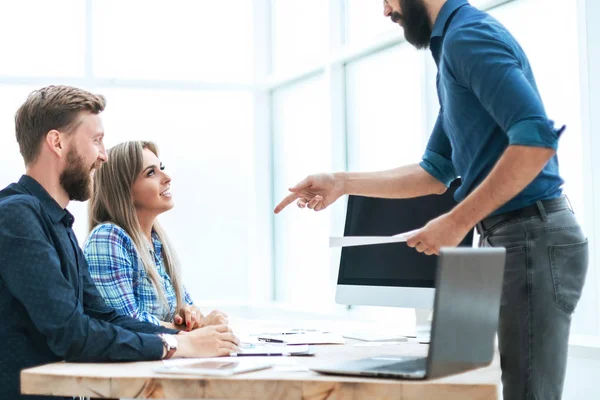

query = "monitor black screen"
[337,180,474,288]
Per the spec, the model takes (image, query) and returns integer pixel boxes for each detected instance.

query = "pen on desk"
[231,352,289,357]
[258,338,285,343]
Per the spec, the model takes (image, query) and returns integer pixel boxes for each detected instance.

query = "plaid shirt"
[83,223,193,326]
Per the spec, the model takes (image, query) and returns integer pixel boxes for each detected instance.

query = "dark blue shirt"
[0,175,177,400]
[419,0,564,215]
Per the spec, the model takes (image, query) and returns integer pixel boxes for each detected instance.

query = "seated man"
[0,85,240,400]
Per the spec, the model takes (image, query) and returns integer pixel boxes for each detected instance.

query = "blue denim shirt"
[419,0,564,215]
[0,175,177,400]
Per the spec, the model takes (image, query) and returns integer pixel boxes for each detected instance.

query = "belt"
[476,196,571,234]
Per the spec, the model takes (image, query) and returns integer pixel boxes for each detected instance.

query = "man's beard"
[59,148,98,202]
[393,0,432,49]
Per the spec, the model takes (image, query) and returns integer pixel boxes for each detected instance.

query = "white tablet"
[155,360,272,376]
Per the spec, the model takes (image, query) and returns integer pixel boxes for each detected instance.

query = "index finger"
[274,192,299,214]
[184,307,193,330]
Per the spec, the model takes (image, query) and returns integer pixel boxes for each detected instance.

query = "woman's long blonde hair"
[89,141,185,315]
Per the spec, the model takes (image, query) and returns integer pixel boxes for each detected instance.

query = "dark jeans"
[477,196,588,400]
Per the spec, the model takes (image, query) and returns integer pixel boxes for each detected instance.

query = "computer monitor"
[335,179,474,310]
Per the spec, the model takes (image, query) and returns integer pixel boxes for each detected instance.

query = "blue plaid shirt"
[84,223,193,326]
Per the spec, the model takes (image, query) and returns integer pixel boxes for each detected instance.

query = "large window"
[271,76,336,305]
[346,44,426,171]
[0,86,38,185]
[344,0,398,45]
[92,0,254,82]
[99,89,255,301]
[0,0,257,303]
[271,0,327,74]
[269,1,429,316]
[0,1,85,77]
[1,0,598,337]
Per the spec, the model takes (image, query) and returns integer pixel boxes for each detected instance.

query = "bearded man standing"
[275,1,588,399]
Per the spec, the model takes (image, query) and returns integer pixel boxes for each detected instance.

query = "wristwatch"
[159,334,178,359]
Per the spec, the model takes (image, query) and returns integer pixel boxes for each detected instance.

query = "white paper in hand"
[329,229,420,248]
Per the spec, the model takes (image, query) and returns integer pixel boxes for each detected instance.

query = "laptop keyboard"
[370,358,427,373]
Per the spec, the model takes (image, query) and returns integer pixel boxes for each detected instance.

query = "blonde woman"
[84,141,227,331]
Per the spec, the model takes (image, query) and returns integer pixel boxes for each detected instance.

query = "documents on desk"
[233,343,313,357]
[257,331,346,345]
[329,229,419,248]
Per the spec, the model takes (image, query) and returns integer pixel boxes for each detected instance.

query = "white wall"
[564,337,600,399]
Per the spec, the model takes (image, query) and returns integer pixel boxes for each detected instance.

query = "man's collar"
[18,175,68,224]
[431,0,469,38]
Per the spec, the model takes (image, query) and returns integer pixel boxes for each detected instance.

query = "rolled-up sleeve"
[420,112,458,187]
[444,24,561,149]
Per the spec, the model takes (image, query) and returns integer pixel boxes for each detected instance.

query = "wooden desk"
[21,309,500,399]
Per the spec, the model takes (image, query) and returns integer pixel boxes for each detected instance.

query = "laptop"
[312,247,506,379]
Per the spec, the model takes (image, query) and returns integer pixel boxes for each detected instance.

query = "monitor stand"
[415,308,432,343]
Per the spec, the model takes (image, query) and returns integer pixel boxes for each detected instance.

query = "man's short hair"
[15,85,106,165]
